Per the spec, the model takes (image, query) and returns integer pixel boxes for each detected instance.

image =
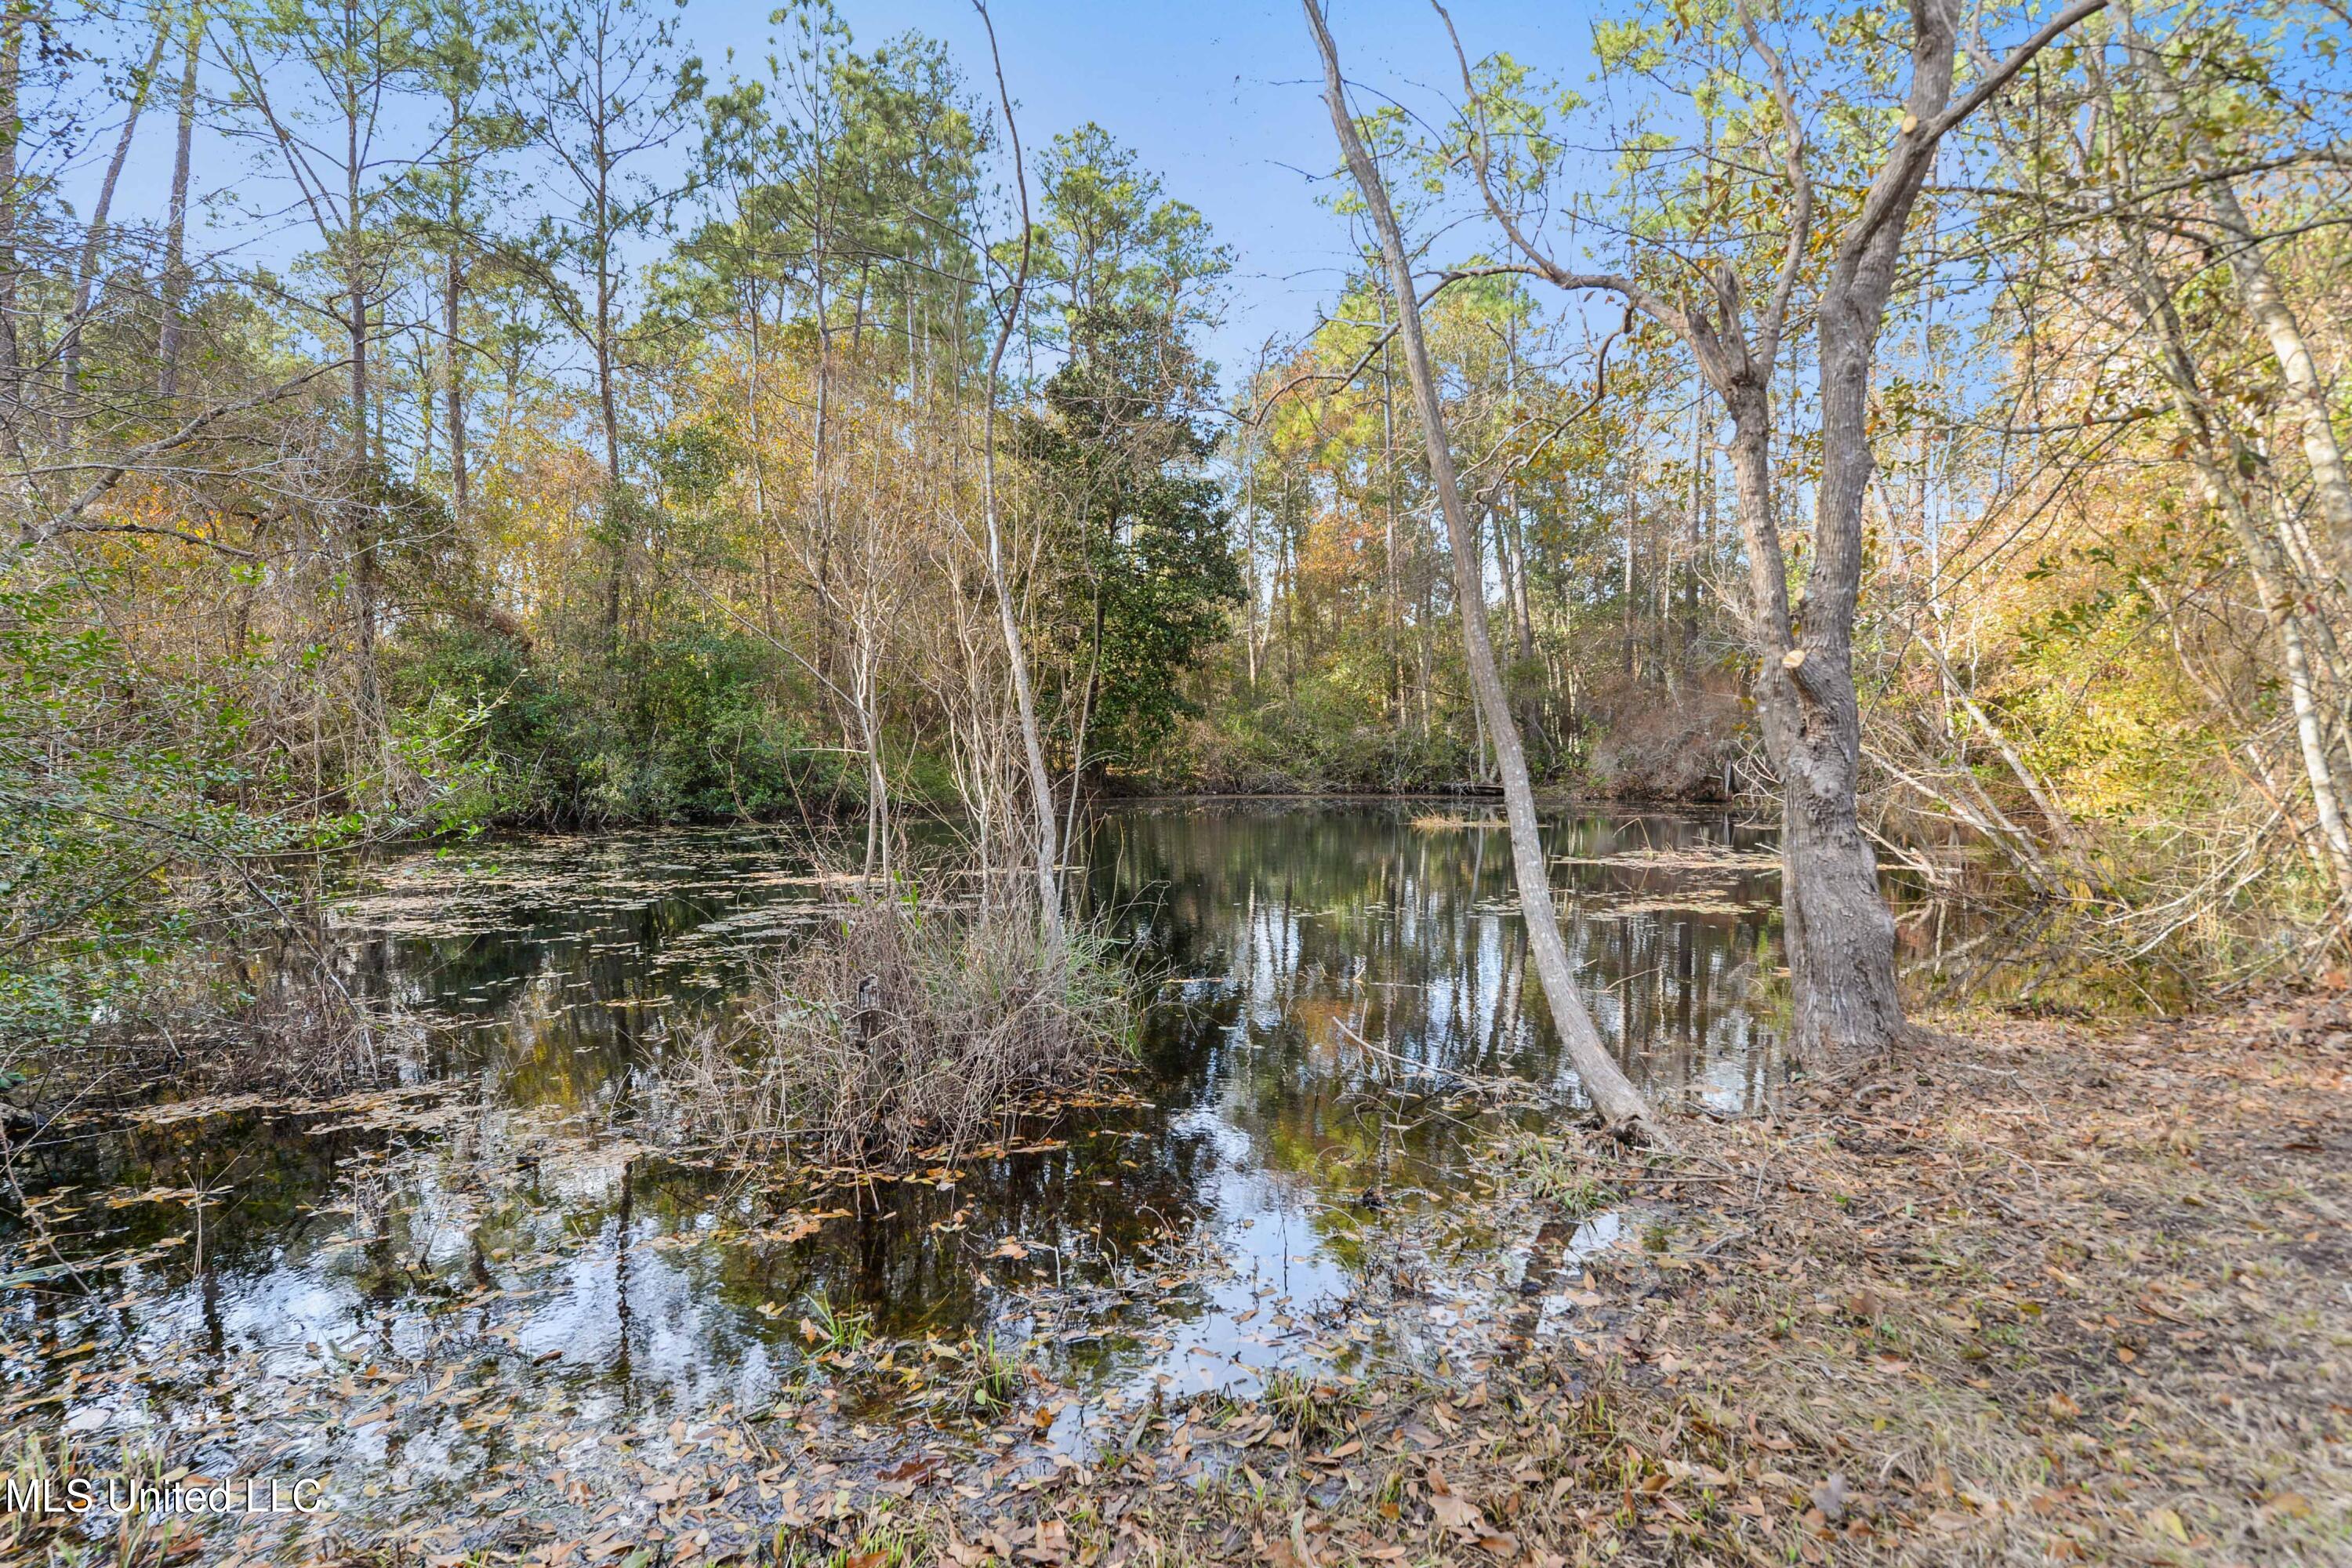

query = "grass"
[1258,1367,1367,1446]
[764,1503,928,1567]
[0,1432,183,1566]
[797,1290,872,1359]
[1495,1129,1618,1218]
[1407,812,1506,832]
[956,1330,1025,1412]
[659,873,1136,1171]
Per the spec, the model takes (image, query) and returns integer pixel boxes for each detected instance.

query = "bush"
[659,880,1135,1170]
[387,620,859,826]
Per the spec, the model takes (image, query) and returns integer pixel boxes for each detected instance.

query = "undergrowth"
[658,874,1136,1171]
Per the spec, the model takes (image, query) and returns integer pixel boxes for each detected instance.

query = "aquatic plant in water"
[657,875,1135,1170]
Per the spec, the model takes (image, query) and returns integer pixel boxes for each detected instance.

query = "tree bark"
[1306,0,1656,1135]
[1442,0,2105,1067]
[0,10,27,414]
[2119,11,2352,588]
[159,7,201,401]
[975,0,1062,942]
[443,89,469,522]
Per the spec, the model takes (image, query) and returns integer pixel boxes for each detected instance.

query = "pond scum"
[2,989,2346,1566]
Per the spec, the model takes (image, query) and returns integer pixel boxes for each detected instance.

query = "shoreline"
[13,989,2342,1566]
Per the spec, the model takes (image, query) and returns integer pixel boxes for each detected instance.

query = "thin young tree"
[158,0,204,400]
[972,0,1062,941]
[219,0,433,792]
[499,0,699,631]
[1303,0,1657,1135]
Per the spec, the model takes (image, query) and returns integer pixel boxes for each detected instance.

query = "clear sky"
[65,1,1610,397]
[768,0,1606,379]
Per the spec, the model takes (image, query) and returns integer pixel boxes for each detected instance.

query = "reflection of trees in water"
[9,809,1798,1420]
[1090,805,1781,1144]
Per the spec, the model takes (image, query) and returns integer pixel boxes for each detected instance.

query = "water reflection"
[5,804,1787,1512]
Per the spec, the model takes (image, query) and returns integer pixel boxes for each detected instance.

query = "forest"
[2,0,2349,1563]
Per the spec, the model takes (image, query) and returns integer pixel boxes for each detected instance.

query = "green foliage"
[386,619,856,826]
[1025,129,1242,779]
[1173,675,1477,794]
[0,563,349,1048]
[1025,314,1241,776]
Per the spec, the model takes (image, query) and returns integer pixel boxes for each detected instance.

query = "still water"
[4,803,1786,1528]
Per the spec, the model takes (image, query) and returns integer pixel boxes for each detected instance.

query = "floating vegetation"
[0,806,1814,1562]
[1555,845,1782,872]
[1408,812,1507,831]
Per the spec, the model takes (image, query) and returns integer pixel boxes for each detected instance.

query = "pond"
[3,802,1797,1552]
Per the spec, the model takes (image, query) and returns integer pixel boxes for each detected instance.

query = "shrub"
[660,880,1134,1170]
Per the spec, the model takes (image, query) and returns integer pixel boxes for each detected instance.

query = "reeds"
[662,878,1134,1171]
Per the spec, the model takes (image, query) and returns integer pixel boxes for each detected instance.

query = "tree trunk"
[158,8,201,401]
[445,248,466,519]
[341,17,387,789]
[975,2,1062,942]
[1779,305,1907,1061]
[443,88,469,522]
[63,19,171,435]
[2121,20,2352,587]
[2121,199,2352,900]
[1682,388,1704,659]
[0,11,26,412]
[1307,0,1655,1134]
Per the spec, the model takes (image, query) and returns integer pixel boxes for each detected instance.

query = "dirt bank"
[750,990,2352,1567]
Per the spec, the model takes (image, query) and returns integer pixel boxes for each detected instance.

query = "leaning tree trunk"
[2120,18,2352,588]
[1306,0,1656,1135]
[63,17,170,437]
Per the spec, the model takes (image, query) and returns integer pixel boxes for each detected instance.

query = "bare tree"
[2115,1,2352,590]
[60,13,173,437]
[1303,0,1656,1135]
[158,2,204,400]
[973,0,1062,941]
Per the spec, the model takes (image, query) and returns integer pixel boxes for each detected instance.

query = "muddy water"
[3,803,1784,1532]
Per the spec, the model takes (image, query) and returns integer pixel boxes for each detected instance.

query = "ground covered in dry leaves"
[755,988,2351,1568]
[12,989,2348,1567]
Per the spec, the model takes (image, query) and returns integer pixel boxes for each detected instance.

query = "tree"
[403,0,521,525]
[498,0,699,643]
[219,0,435,793]
[1439,0,2107,1065]
[1027,125,1237,790]
[973,0,1061,938]
[1303,0,1657,1135]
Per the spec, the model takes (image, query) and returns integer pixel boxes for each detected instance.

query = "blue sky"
[68,1,1606,394]
[764,0,1606,376]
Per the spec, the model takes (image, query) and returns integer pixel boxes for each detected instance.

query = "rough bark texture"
[1306,0,1655,1134]
[1443,0,2107,1069]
